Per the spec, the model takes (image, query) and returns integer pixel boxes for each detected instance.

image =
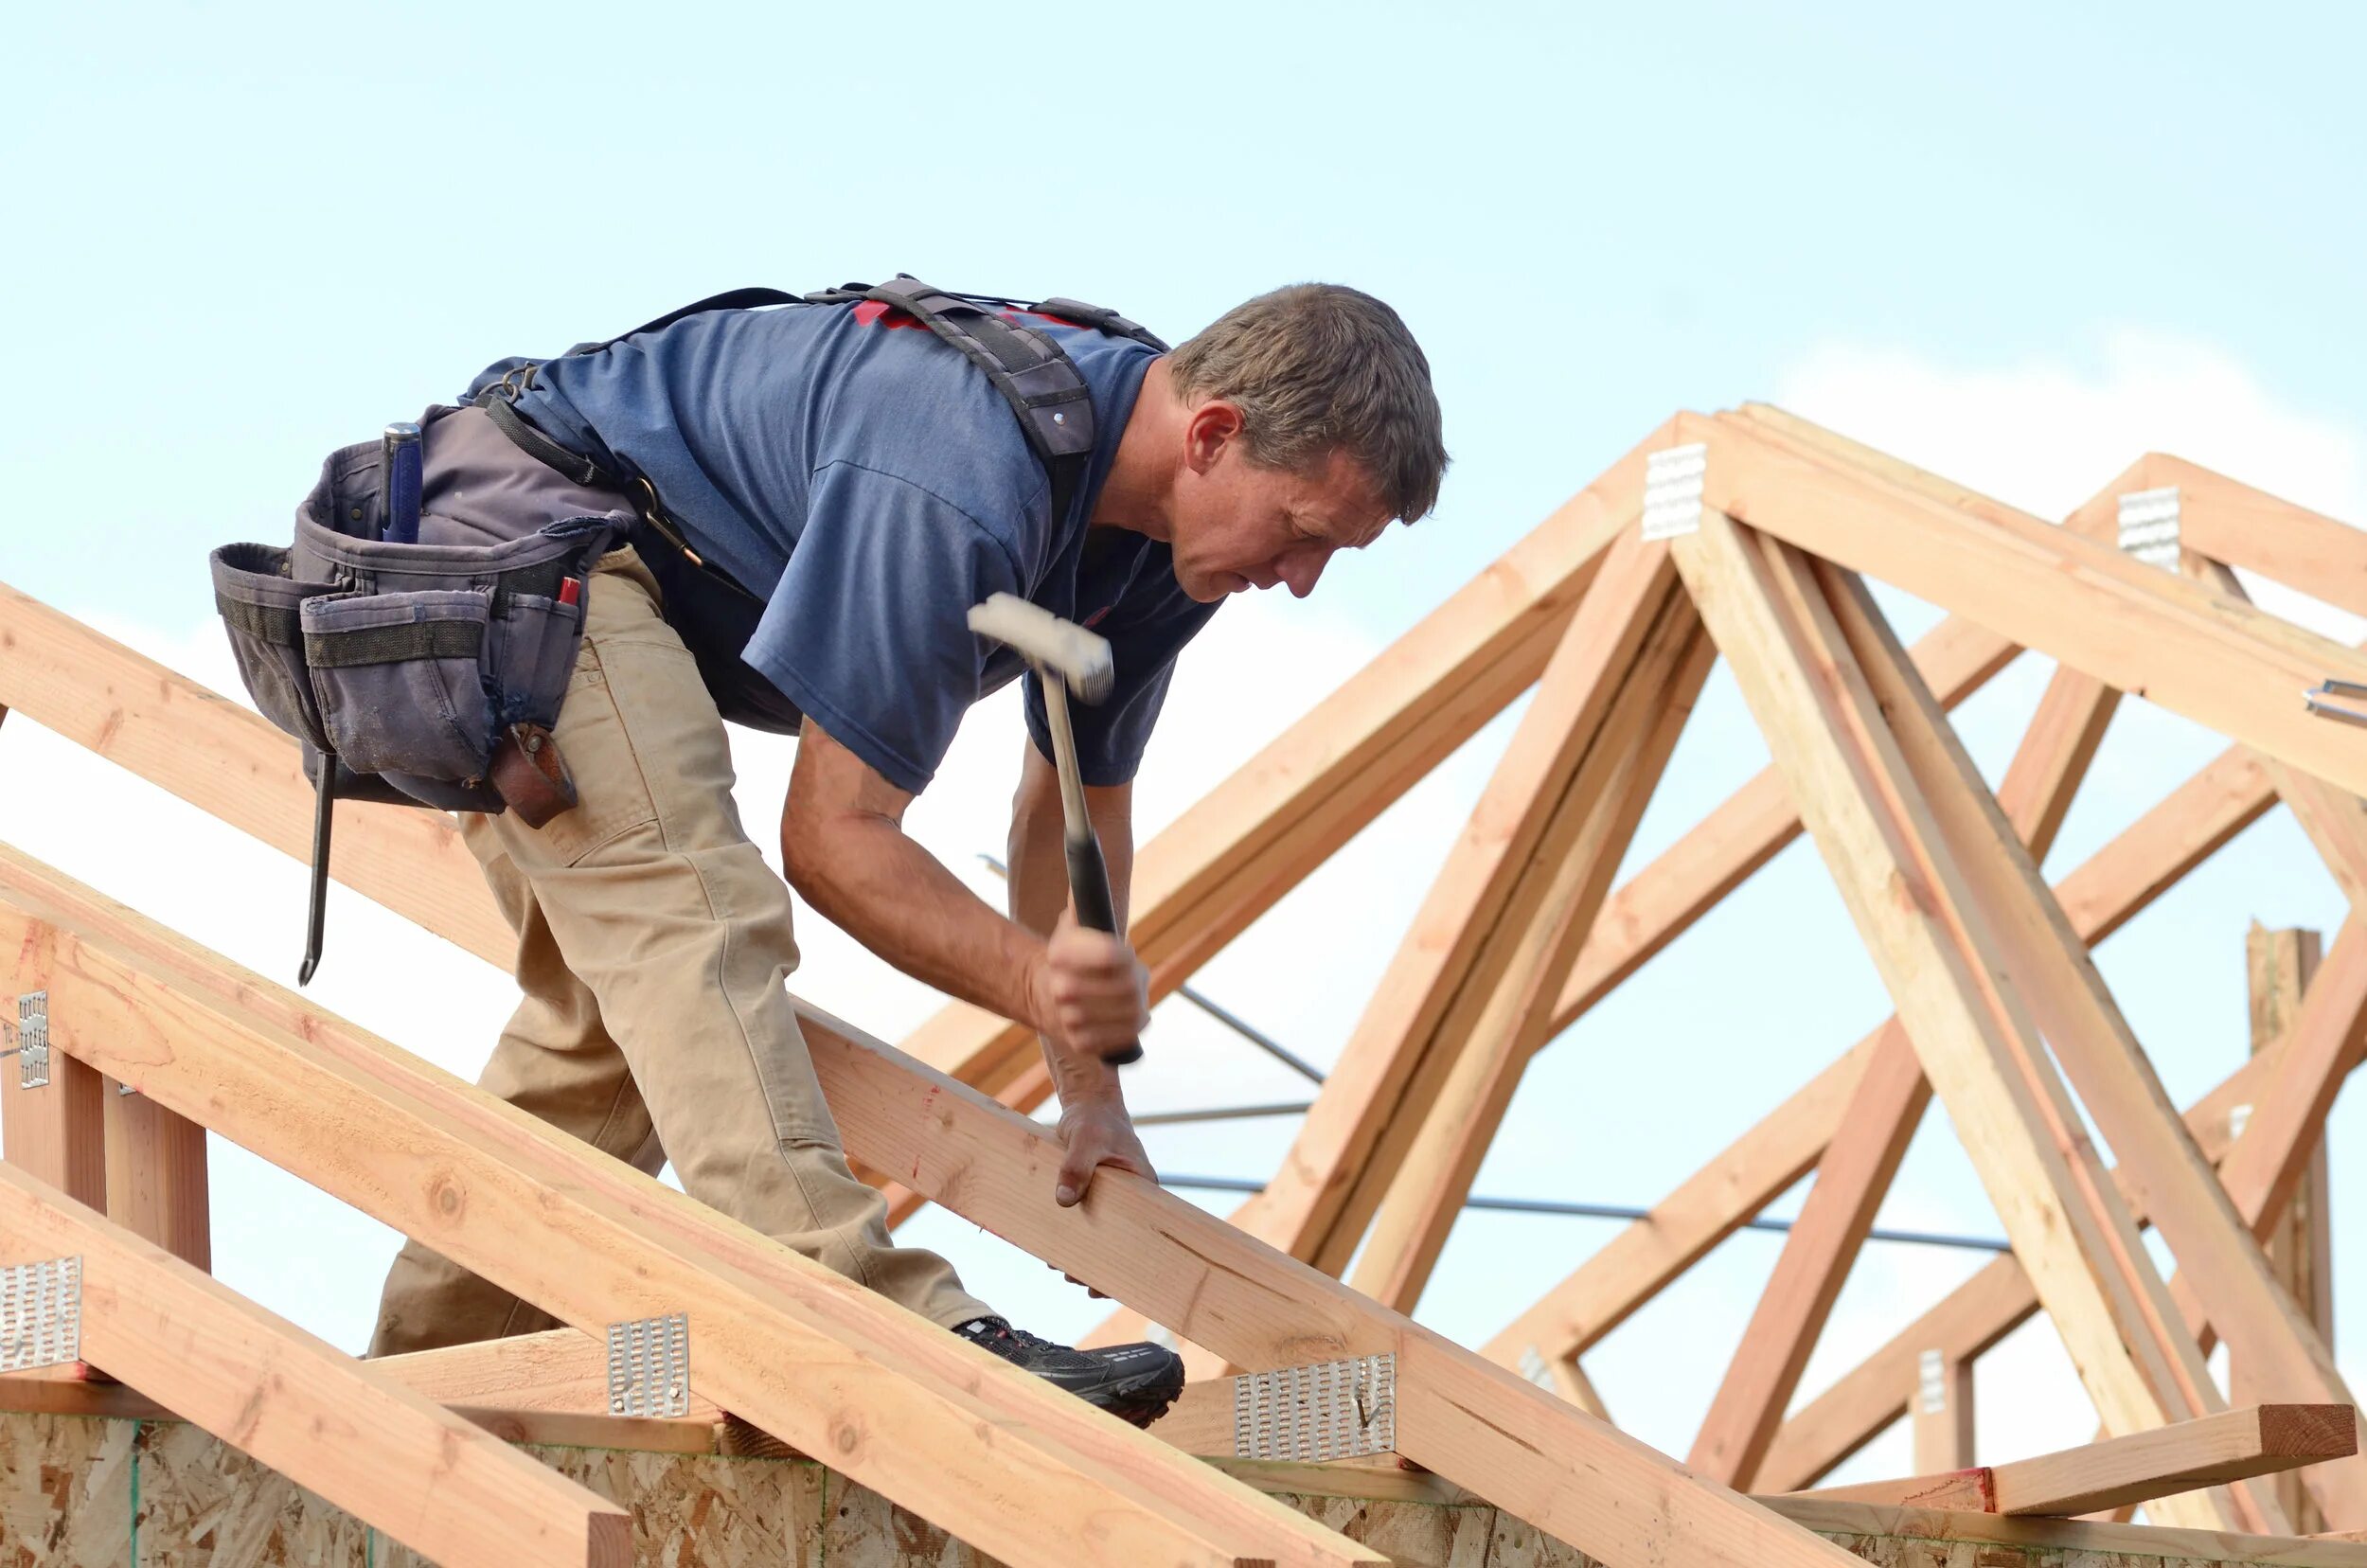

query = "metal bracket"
[606,1312,689,1418]
[4,994,51,1090]
[1517,1345,1556,1392]
[1641,444,1708,541]
[2117,487,2181,568]
[2305,679,2367,727]
[1916,1347,1949,1414]
[1234,1352,1397,1462]
[2229,1103,2253,1141]
[0,1256,82,1373]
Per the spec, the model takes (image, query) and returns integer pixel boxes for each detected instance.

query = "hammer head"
[968,593,1113,704]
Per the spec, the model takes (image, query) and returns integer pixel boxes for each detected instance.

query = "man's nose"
[1279,550,1330,599]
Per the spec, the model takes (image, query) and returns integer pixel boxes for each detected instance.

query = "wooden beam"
[371,1327,726,1424]
[0,849,1384,1568]
[100,1081,208,1270]
[2246,925,2333,1533]
[1688,1025,1930,1486]
[1819,555,2363,1526]
[1757,1042,2293,1493]
[0,1020,104,1211]
[1799,1404,2358,1520]
[1349,574,1714,1313]
[1549,615,2017,1029]
[1481,1033,1874,1369]
[1911,1348,1975,1475]
[1695,410,2367,798]
[1686,662,2114,1488]
[2150,453,2367,622]
[799,1009,1870,1568]
[1670,507,2239,1531]
[0,1159,630,1567]
[1487,729,2275,1376]
[0,592,1869,1567]
[1764,1494,2367,1566]
[1219,531,1686,1289]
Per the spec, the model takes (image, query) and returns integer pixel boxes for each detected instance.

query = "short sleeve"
[742,461,1023,794]
[1024,582,1220,788]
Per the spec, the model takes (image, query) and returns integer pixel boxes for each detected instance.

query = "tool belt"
[211,410,618,822]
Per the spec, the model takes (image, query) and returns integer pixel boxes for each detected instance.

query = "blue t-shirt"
[467,299,1219,794]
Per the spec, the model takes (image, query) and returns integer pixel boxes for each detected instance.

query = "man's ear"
[1183,398,1244,475]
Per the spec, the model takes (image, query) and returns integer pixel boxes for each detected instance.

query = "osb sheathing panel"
[0,1413,2348,1568]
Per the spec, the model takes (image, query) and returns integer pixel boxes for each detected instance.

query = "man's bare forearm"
[787,808,1046,1033]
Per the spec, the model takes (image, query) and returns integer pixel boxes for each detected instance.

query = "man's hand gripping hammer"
[968,593,1144,1066]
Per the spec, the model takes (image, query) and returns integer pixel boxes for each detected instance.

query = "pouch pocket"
[301,587,496,782]
[489,590,586,730]
[209,543,333,751]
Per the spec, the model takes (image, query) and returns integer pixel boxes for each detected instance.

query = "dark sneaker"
[955,1317,1185,1426]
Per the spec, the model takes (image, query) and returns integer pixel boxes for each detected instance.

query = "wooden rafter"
[1755,1029,2339,1494]
[0,848,1385,1568]
[1670,508,2246,1531]
[0,1161,631,1567]
[1686,662,2116,1487]
[1694,409,2367,797]
[1485,733,2275,1375]
[1192,533,1687,1291]
[1799,1405,2358,1520]
[0,593,1870,1568]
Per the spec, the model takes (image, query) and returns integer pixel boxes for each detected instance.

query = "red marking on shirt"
[851,300,1081,331]
[1083,606,1112,629]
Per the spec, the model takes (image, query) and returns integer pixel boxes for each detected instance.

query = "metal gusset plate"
[0,1256,82,1373]
[606,1311,690,1418]
[1234,1351,1397,1462]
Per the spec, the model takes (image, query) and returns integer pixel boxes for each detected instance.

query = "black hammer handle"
[1064,831,1144,1066]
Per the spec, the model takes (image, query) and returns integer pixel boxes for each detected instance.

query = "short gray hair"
[1168,284,1448,523]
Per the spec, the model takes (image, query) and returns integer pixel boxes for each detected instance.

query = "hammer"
[968,593,1143,1066]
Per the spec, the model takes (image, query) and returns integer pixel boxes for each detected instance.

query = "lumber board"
[2246,925,2335,1533]
[1694,410,2367,798]
[2153,453,2367,622]
[1820,558,2362,1525]
[371,1328,724,1425]
[0,593,1868,1568]
[1671,508,2237,1531]
[1349,577,1714,1313]
[1687,1025,1929,1485]
[0,1020,106,1211]
[1490,676,2273,1376]
[1801,1404,2358,1519]
[1686,660,2111,1487]
[797,1008,1869,1568]
[1758,1045,2292,1492]
[0,1159,630,1567]
[0,849,1383,1568]
[1228,533,1685,1290]
[100,1080,209,1270]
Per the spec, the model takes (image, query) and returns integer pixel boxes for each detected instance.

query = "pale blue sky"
[5,0,2364,1485]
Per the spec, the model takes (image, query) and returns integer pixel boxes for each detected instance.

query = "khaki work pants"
[369,547,994,1355]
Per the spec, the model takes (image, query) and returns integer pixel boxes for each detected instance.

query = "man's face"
[1166,404,1394,605]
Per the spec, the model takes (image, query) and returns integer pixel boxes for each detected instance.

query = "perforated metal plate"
[2117,487,2181,568]
[1234,1352,1396,1462]
[606,1311,689,1417]
[14,993,48,1090]
[1518,1345,1555,1391]
[0,1256,81,1373]
[1917,1347,1948,1414]
[1642,444,1708,541]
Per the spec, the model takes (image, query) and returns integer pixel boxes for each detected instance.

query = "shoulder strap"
[489,276,1166,528]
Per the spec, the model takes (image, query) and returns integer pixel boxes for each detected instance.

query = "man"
[367,281,1448,1423]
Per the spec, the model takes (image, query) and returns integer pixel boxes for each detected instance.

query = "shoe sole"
[1086,1362,1186,1429]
